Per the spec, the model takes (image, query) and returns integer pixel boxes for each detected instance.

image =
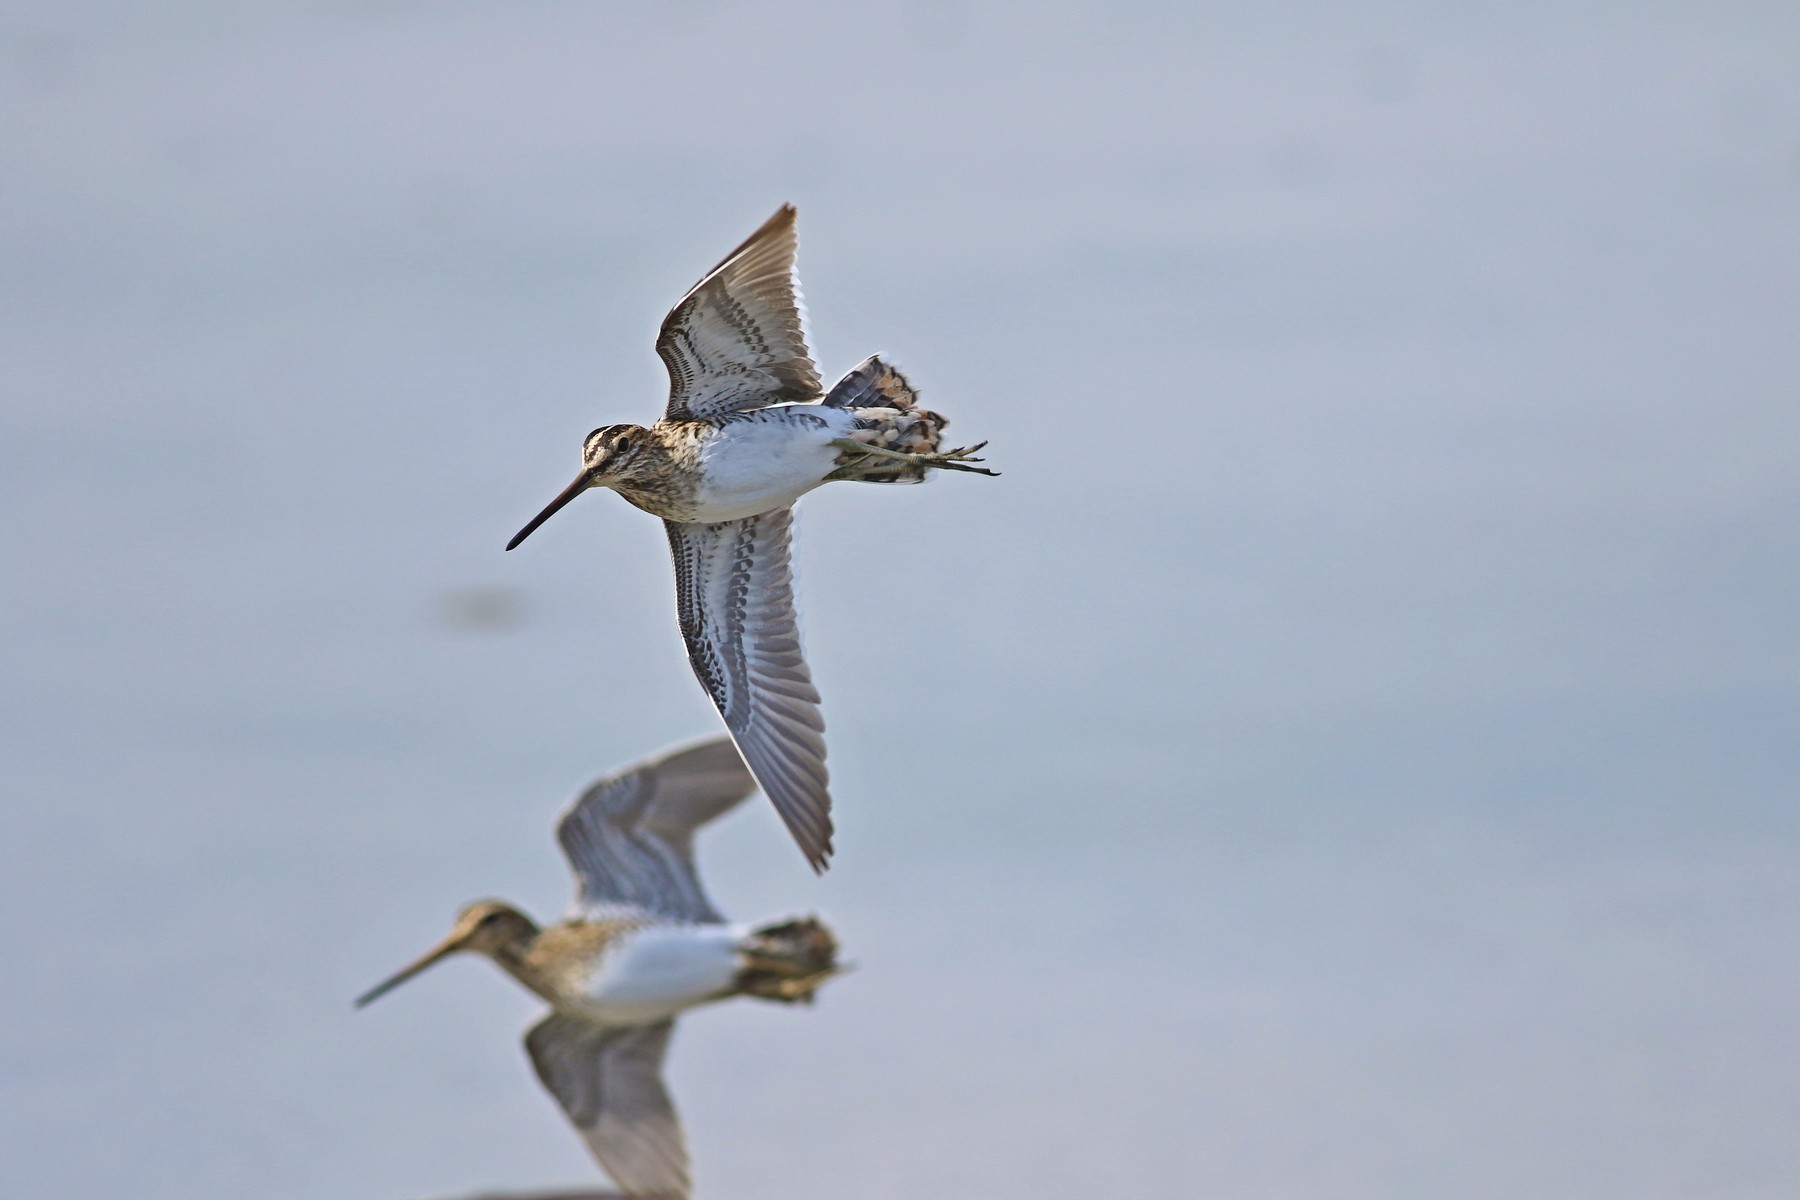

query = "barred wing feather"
[657,205,822,421]
[526,1015,688,1199]
[664,508,832,870]
[556,738,758,924]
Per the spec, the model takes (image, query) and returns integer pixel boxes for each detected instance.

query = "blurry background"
[3,3,1797,1198]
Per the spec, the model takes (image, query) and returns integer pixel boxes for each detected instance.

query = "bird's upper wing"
[665,507,832,870]
[656,205,822,421]
[526,1014,688,1200]
[557,738,759,924]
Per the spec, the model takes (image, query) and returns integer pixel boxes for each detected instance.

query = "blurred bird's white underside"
[578,923,744,1024]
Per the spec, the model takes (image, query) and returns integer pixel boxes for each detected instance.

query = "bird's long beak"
[354,934,465,1008]
[506,469,595,551]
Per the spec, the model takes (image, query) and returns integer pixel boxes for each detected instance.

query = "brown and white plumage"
[356,738,841,1199]
[506,206,995,872]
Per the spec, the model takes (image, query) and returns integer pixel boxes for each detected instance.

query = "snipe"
[357,738,843,1199]
[504,206,996,871]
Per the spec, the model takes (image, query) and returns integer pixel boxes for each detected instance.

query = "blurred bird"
[505,206,995,871]
[357,738,843,1199]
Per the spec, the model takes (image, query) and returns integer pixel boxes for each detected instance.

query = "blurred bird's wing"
[557,738,758,924]
[665,507,832,871]
[657,205,822,421]
[526,1015,688,1200]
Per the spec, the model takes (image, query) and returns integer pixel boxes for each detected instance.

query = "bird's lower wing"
[526,1015,688,1199]
[664,508,833,870]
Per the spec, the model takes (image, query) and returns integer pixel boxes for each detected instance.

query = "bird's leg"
[830,438,999,476]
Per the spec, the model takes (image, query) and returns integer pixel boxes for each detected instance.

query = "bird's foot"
[831,438,999,476]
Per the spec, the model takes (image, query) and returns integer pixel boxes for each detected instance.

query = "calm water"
[3,4,1797,1197]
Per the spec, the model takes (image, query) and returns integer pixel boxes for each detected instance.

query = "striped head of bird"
[354,899,539,1007]
[506,424,655,550]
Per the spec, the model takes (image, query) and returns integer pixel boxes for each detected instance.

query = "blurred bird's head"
[505,424,653,550]
[353,899,539,1008]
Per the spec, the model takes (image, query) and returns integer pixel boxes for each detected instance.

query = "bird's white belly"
[581,924,743,1023]
[688,408,851,523]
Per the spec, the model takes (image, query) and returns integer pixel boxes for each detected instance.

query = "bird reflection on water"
[359,739,844,1199]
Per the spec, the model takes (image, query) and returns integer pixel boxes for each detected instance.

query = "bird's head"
[354,899,539,1007]
[506,423,653,550]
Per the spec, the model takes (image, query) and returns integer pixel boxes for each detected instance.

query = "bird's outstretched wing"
[557,738,759,924]
[657,205,822,421]
[665,507,832,870]
[526,1014,688,1199]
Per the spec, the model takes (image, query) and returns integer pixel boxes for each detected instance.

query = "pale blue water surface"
[2,4,1797,1197]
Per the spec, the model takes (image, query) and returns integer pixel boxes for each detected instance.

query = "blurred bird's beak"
[354,934,465,1008]
[506,470,595,551]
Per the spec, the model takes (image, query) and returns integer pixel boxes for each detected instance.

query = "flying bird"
[356,738,843,1199]
[505,205,995,871]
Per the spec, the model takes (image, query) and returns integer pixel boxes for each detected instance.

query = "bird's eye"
[615,437,632,454]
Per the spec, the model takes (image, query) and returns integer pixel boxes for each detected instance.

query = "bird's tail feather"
[735,916,841,1004]
[823,356,947,484]
[823,354,919,410]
